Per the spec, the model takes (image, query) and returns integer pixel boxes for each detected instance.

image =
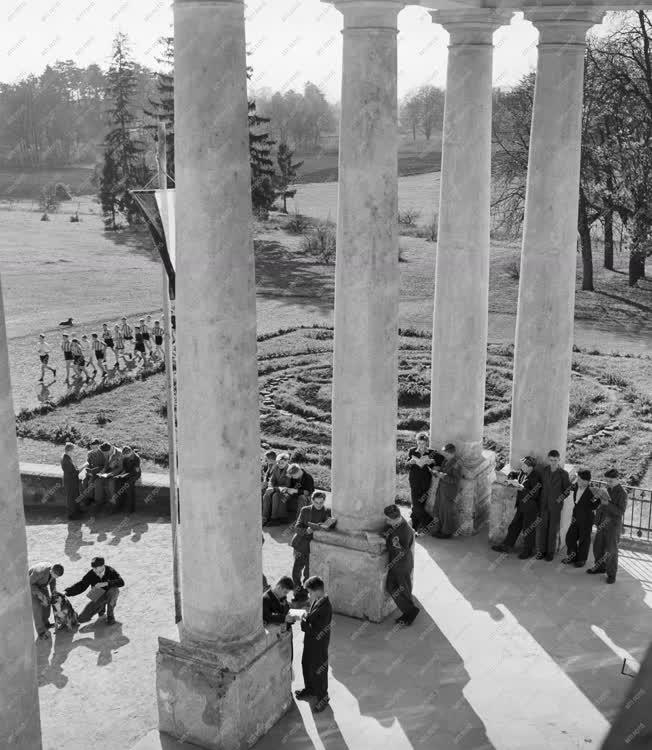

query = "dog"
[59,317,73,327]
[51,592,79,631]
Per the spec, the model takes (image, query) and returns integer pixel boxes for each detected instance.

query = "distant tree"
[400,92,422,141]
[99,151,120,229]
[144,36,175,185]
[247,65,278,215]
[275,142,303,213]
[101,32,152,227]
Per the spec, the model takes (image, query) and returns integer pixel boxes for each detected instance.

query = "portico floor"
[28,509,651,750]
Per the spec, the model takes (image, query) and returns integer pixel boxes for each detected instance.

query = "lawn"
[15,326,652,506]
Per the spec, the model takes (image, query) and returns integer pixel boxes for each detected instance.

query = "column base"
[310,529,396,622]
[489,463,576,550]
[459,449,496,536]
[156,628,292,750]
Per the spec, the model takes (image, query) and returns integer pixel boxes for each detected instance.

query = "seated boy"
[291,490,336,603]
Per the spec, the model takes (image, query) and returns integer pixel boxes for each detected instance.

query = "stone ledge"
[20,461,171,515]
[311,527,386,555]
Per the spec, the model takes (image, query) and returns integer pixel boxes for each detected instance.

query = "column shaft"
[174,0,262,646]
[331,0,403,533]
[429,10,511,461]
[0,277,42,749]
[510,9,605,465]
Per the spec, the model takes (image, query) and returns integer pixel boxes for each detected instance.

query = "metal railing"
[591,480,652,543]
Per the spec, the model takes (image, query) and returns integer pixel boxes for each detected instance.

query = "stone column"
[310,0,404,621]
[428,10,511,535]
[0,280,42,749]
[156,2,291,748]
[510,8,605,467]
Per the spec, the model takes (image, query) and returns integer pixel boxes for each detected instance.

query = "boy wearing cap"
[291,490,336,602]
[384,504,419,625]
[491,456,542,559]
[588,469,628,583]
[562,469,600,567]
[65,556,124,625]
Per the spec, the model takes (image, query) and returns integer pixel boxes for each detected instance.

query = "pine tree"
[144,36,175,185]
[247,65,278,216]
[100,32,151,227]
[99,151,120,229]
[276,142,303,213]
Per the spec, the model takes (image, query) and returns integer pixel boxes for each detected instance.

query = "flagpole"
[157,122,182,624]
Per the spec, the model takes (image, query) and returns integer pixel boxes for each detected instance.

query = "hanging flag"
[130,189,176,299]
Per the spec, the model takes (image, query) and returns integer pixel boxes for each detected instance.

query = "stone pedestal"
[310,530,396,622]
[489,463,577,551]
[509,8,605,465]
[157,630,292,750]
[0,275,42,748]
[458,450,496,536]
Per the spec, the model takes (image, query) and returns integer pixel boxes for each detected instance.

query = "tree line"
[493,11,652,287]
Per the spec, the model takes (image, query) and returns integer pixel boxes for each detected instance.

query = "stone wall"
[20,462,170,515]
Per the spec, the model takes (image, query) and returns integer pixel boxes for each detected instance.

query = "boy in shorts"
[133,325,147,365]
[152,320,164,359]
[91,333,108,377]
[37,334,56,383]
[81,335,97,377]
[70,338,92,382]
[113,325,129,368]
[61,333,73,382]
[102,323,118,369]
[141,316,153,355]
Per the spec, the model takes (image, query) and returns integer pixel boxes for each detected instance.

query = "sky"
[1,0,613,101]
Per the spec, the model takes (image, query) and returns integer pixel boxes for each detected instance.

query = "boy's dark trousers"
[592,520,621,579]
[78,588,119,622]
[565,510,594,564]
[302,649,328,702]
[503,498,538,555]
[292,551,309,595]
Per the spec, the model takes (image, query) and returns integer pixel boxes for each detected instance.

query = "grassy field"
[1,181,651,488]
[14,326,652,504]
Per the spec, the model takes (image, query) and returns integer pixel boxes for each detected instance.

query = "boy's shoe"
[587,567,606,574]
[294,689,313,701]
[518,551,534,560]
[535,553,545,560]
[491,544,509,553]
[106,615,116,625]
[606,576,616,584]
[574,561,586,568]
[561,557,575,564]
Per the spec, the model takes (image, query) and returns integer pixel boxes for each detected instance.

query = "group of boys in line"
[61,439,142,520]
[491,450,628,583]
[37,315,170,384]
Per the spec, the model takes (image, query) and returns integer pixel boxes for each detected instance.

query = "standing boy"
[91,333,107,377]
[431,443,462,539]
[141,316,153,355]
[28,562,64,639]
[113,324,129,367]
[152,319,164,359]
[407,432,436,533]
[562,469,600,567]
[295,576,333,713]
[102,323,119,369]
[81,335,97,377]
[537,449,572,560]
[133,325,147,365]
[37,334,56,382]
[61,333,73,382]
[588,468,628,583]
[491,456,542,559]
[291,490,336,602]
[384,503,420,625]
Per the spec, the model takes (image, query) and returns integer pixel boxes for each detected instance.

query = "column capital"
[430,8,514,45]
[324,0,405,29]
[524,7,606,48]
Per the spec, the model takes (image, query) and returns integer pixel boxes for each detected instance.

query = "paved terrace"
[28,509,651,750]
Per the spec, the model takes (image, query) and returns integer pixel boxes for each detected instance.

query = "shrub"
[301,221,336,264]
[484,404,511,424]
[599,371,630,388]
[39,184,60,214]
[285,212,312,234]
[425,214,438,242]
[398,208,421,226]
[96,411,111,426]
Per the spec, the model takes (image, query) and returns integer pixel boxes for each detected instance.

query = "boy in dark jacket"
[562,468,600,567]
[588,468,628,583]
[262,576,296,628]
[536,449,572,560]
[65,556,124,625]
[295,576,332,713]
[491,456,542,559]
[291,490,336,603]
[115,446,142,514]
